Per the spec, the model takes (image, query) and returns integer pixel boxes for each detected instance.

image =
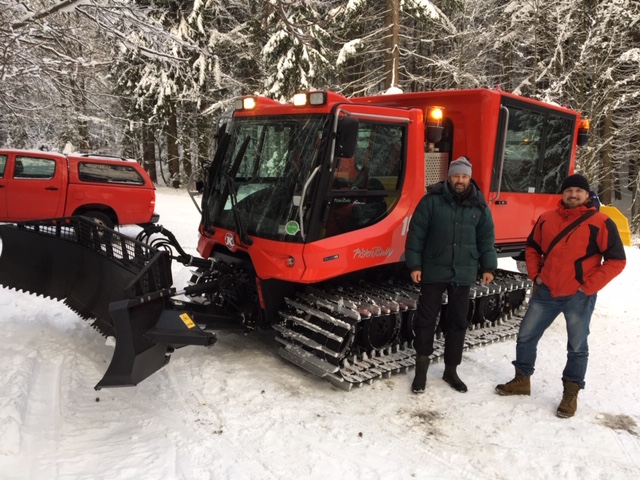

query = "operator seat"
[324,176,354,237]
[353,177,388,228]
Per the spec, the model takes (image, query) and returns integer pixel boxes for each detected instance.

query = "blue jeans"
[513,283,597,389]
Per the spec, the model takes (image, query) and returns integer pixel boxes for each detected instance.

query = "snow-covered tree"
[331,0,466,96]
[2,0,639,233]
[256,0,334,101]
[111,0,257,186]
[566,0,640,228]
[0,0,122,150]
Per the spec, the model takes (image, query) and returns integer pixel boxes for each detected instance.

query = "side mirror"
[334,117,359,158]
[425,106,444,144]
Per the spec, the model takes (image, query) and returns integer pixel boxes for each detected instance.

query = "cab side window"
[13,156,56,179]
[540,116,573,193]
[497,101,573,194]
[0,155,6,178]
[324,121,405,238]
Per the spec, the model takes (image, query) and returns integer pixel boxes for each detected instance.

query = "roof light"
[243,97,256,110]
[427,107,444,126]
[234,96,257,111]
[292,91,327,107]
[293,93,308,107]
[577,118,590,147]
[426,106,444,144]
[308,91,327,105]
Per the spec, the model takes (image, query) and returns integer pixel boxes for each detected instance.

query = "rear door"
[5,153,65,220]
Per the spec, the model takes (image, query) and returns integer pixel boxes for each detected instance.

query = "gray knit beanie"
[448,156,472,177]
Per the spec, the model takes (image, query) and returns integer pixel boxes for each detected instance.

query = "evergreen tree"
[568,0,640,228]
[332,0,456,95]
[257,0,334,100]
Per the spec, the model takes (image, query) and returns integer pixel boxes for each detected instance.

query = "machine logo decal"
[224,232,237,252]
[353,247,393,259]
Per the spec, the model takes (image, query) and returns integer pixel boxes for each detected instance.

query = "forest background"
[1,0,639,230]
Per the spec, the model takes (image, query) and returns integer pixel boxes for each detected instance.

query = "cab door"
[489,98,577,245]
[5,153,65,220]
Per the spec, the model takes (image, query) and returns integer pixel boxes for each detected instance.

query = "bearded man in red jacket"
[495,174,626,418]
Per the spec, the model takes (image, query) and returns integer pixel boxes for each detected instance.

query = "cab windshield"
[205,114,329,241]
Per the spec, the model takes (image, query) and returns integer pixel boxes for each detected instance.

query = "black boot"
[411,355,430,394]
[443,364,467,393]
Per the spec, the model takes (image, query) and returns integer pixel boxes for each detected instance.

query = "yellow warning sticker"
[179,312,196,329]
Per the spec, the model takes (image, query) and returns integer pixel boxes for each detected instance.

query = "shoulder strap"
[545,210,597,257]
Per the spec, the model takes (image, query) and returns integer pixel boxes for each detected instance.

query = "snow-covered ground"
[1,187,639,480]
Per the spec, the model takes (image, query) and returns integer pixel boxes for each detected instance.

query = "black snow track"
[274,273,532,390]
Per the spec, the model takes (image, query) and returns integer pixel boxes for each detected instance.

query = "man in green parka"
[405,156,497,394]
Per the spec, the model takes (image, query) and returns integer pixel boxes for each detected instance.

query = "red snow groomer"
[0,88,620,390]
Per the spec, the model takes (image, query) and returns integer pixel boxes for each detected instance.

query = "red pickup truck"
[0,149,158,228]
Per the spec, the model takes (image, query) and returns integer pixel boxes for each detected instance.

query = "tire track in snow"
[603,413,640,471]
[162,363,283,480]
[19,345,63,479]
[612,430,640,471]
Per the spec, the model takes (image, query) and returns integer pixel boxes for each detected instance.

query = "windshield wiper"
[222,136,253,247]
[202,131,231,233]
[223,172,253,247]
[296,166,320,241]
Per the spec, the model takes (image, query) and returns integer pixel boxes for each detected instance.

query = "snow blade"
[0,217,216,389]
[0,218,161,324]
[96,297,217,389]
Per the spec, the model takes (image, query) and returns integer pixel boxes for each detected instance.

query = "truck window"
[540,115,574,193]
[324,121,404,238]
[497,102,574,194]
[14,156,56,179]
[233,117,323,180]
[78,162,145,185]
[332,122,403,190]
[0,155,6,178]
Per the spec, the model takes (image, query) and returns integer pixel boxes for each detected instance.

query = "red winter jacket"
[525,200,626,297]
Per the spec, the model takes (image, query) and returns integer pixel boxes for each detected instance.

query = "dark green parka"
[405,180,497,285]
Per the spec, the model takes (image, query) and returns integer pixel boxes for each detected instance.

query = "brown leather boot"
[411,355,430,394]
[556,380,580,418]
[495,367,531,396]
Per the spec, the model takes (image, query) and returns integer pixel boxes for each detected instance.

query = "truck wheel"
[82,211,115,230]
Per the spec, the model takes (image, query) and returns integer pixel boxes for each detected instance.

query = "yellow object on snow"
[600,205,631,247]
